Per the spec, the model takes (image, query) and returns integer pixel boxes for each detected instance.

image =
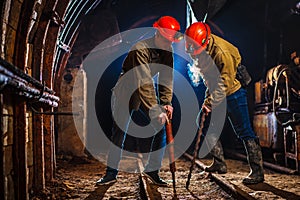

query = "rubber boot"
[242,138,264,184]
[205,140,227,174]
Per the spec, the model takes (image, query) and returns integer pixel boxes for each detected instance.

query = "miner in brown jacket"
[96,16,182,186]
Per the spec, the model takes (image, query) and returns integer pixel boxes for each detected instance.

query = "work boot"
[242,138,264,184]
[96,167,118,185]
[96,173,117,185]
[143,171,168,187]
[205,140,227,174]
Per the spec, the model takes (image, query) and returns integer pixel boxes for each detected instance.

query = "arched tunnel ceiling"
[62,0,188,68]
[59,0,230,68]
[56,0,300,71]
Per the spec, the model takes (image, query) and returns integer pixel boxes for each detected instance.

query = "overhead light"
[291,1,300,15]
[296,1,300,9]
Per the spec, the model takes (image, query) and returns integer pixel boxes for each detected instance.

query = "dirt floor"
[30,155,233,200]
[30,154,300,200]
[200,158,300,200]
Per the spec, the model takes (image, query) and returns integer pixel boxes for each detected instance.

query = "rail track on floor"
[135,152,300,200]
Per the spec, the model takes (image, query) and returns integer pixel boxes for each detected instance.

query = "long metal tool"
[165,112,176,193]
[186,113,206,189]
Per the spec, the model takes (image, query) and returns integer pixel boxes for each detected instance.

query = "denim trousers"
[198,87,257,148]
[226,87,257,141]
[106,108,166,176]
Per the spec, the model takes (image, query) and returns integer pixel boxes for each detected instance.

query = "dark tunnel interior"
[70,0,300,151]
[1,0,300,199]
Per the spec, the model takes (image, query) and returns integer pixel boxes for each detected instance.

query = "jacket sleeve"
[158,51,174,106]
[204,52,236,109]
[131,48,162,118]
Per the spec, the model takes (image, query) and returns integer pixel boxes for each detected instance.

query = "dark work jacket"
[112,37,174,119]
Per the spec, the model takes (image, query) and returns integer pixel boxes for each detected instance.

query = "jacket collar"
[206,34,215,54]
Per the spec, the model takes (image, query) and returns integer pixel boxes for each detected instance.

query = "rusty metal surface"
[13,0,35,71]
[284,124,300,171]
[253,112,278,148]
[253,109,285,151]
[186,113,206,189]
[43,114,55,182]
[33,110,45,192]
[165,118,176,193]
[13,102,28,200]
[42,0,61,90]
[38,0,61,183]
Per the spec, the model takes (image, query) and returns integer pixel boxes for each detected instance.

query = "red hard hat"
[153,16,182,43]
[185,22,211,55]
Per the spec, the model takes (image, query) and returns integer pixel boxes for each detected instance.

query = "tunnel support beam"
[13,102,28,200]
[33,110,45,192]
[31,0,58,184]
[44,114,55,181]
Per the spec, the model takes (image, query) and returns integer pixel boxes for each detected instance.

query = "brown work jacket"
[195,34,242,109]
[113,37,174,119]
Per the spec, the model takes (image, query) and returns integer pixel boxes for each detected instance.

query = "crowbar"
[186,112,206,189]
[165,111,176,193]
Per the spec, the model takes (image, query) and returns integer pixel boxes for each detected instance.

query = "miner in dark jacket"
[96,16,182,186]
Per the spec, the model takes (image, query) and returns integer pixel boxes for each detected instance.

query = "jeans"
[196,87,256,150]
[106,108,166,176]
[227,87,256,141]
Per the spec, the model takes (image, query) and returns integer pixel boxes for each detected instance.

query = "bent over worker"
[184,22,264,184]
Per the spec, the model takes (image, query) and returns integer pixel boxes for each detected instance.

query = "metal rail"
[137,152,249,200]
[183,153,256,200]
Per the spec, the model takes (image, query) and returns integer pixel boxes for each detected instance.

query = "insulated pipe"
[0,66,59,107]
[0,58,54,94]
